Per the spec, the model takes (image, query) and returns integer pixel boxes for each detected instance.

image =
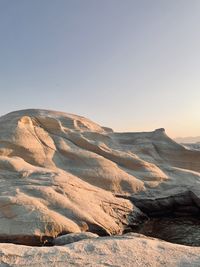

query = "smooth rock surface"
[0,109,146,244]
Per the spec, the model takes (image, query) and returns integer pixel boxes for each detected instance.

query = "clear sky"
[0,0,200,138]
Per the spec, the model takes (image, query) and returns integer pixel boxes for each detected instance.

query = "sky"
[0,0,200,138]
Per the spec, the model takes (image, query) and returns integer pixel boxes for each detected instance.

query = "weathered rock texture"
[0,234,200,267]
[0,109,146,245]
[0,109,200,245]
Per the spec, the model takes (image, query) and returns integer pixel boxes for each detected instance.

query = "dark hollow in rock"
[127,190,200,217]
[134,215,200,246]
[124,190,200,246]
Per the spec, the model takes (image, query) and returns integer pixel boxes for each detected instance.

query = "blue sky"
[0,0,200,137]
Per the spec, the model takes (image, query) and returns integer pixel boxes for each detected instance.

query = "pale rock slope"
[0,109,145,245]
[0,109,200,244]
[111,128,200,197]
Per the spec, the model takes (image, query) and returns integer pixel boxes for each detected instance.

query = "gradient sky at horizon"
[0,0,200,138]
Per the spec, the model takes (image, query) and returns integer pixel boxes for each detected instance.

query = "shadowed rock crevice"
[116,190,200,246]
[116,189,200,216]
[0,235,54,246]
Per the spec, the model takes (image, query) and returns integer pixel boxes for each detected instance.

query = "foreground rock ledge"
[0,234,200,267]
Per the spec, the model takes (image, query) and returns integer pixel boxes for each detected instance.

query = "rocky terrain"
[0,109,199,266]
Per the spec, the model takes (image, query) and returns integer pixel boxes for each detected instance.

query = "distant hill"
[182,142,200,151]
[175,136,200,144]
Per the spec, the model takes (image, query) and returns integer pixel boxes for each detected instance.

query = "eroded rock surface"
[0,109,146,245]
[0,109,200,245]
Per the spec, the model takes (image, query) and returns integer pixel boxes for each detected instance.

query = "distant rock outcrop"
[182,142,200,151]
[175,136,200,144]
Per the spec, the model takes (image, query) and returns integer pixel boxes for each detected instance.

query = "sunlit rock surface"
[0,109,200,266]
[0,109,148,244]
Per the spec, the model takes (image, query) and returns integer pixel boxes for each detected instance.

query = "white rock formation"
[0,109,146,244]
[0,109,199,246]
